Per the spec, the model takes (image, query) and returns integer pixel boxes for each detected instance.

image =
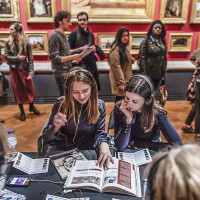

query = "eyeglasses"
[78,18,87,22]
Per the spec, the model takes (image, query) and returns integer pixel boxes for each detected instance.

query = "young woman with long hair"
[4,22,40,121]
[43,67,114,167]
[109,27,134,103]
[114,75,182,151]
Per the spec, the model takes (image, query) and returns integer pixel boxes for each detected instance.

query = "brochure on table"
[118,148,152,166]
[13,152,49,174]
[45,195,89,200]
[0,189,26,200]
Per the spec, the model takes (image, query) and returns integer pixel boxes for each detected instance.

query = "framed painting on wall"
[0,0,20,22]
[129,32,147,54]
[160,0,189,24]
[61,0,155,23]
[64,32,71,39]
[197,33,200,49]
[0,32,10,55]
[168,33,193,52]
[190,0,200,24]
[97,34,115,53]
[25,32,48,55]
[24,0,57,23]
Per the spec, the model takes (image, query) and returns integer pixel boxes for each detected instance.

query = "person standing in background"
[4,23,40,121]
[49,11,83,96]
[137,20,167,92]
[109,27,134,103]
[68,11,105,91]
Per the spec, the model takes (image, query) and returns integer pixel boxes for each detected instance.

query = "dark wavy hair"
[147,20,166,46]
[110,27,129,66]
[54,11,71,28]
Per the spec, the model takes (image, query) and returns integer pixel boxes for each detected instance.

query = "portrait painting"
[168,33,193,52]
[0,0,20,22]
[61,0,155,23]
[24,0,57,23]
[160,0,189,23]
[25,32,48,55]
[0,32,10,54]
[129,32,147,54]
[97,34,115,53]
[190,0,200,23]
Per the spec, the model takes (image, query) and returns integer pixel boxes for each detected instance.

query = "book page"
[102,160,141,197]
[64,160,103,192]
[80,47,94,58]
[45,195,89,200]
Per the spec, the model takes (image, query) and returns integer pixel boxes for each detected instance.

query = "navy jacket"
[43,98,109,152]
[114,101,182,151]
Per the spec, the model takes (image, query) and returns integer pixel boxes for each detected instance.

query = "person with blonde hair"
[4,22,40,121]
[143,144,200,200]
[43,67,114,167]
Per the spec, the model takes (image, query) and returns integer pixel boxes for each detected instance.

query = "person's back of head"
[0,124,8,191]
[144,144,200,200]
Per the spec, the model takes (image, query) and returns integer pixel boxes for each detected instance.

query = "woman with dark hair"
[4,23,40,121]
[138,20,167,91]
[109,27,134,103]
[114,75,182,152]
[43,67,114,167]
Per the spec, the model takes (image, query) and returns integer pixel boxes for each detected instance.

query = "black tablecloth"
[5,149,156,200]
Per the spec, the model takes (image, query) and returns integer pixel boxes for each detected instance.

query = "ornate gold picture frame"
[190,0,200,24]
[160,0,189,24]
[129,32,147,54]
[25,32,48,55]
[61,0,155,23]
[24,0,57,23]
[64,32,71,39]
[168,33,193,52]
[0,32,10,55]
[0,0,20,22]
[97,34,115,53]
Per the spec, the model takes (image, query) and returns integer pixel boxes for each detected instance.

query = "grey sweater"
[48,30,72,75]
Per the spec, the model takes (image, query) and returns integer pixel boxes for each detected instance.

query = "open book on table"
[64,159,141,197]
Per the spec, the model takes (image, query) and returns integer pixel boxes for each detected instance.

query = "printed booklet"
[49,148,87,180]
[64,159,141,197]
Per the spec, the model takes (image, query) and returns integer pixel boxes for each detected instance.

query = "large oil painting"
[61,0,155,23]
[0,0,20,22]
[160,0,189,24]
[24,0,57,23]
[190,0,200,24]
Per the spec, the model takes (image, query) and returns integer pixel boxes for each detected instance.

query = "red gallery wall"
[0,0,200,62]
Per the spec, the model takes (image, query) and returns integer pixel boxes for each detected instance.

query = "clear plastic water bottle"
[7,130,18,161]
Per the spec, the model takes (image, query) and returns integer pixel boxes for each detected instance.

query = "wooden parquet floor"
[0,101,198,152]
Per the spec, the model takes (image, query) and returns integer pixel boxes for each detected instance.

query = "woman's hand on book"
[96,142,114,168]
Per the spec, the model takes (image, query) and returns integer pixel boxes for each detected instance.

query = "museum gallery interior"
[0,0,200,152]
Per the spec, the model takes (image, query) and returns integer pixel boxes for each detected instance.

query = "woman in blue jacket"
[114,75,182,151]
[43,67,114,167]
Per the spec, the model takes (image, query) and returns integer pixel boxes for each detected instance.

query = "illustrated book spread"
[64,159,141,197]
[49,148,87,180]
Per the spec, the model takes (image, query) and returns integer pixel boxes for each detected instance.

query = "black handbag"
[0,72,9,96]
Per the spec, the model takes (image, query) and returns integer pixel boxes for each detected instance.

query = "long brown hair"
[63,67,99,124]
[9,23,27,56]
[125,75,162,132]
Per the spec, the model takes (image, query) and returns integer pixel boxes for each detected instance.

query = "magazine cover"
[49,148,87,180]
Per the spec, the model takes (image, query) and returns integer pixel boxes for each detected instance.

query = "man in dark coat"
[68,11,105,90]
